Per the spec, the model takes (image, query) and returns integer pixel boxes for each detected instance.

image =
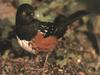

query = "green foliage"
[2,50,10,60]
[19,0,32,5]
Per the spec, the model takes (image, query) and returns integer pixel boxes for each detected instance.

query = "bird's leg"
[42,51,51,75]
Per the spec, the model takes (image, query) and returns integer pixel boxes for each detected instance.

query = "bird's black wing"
[37,21,56,38]
[37,10,89,38]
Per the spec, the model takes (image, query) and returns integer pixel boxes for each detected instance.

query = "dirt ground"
[0,0,100,75]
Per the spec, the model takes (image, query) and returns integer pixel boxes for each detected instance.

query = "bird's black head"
[15,4,38,41]
[16,4,34,25]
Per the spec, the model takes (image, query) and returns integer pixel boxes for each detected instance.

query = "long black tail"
[54,10,90,38]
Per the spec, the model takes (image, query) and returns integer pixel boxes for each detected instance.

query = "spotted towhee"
[15,4,89,54]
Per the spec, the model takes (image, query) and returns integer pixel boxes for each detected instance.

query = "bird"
[15,4,89,53]
[14,3,89,70]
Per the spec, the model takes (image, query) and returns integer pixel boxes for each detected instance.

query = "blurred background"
[0,0,100,75]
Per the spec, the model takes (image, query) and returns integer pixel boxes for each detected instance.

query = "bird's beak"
[16,35,36,54]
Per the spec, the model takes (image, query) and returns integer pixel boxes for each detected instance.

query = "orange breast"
[31,32,58,52]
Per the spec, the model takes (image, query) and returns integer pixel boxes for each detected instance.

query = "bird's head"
[15,4,38,41]
[16,4,35,25]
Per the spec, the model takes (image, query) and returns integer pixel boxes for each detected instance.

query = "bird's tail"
[53,10,90,38]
